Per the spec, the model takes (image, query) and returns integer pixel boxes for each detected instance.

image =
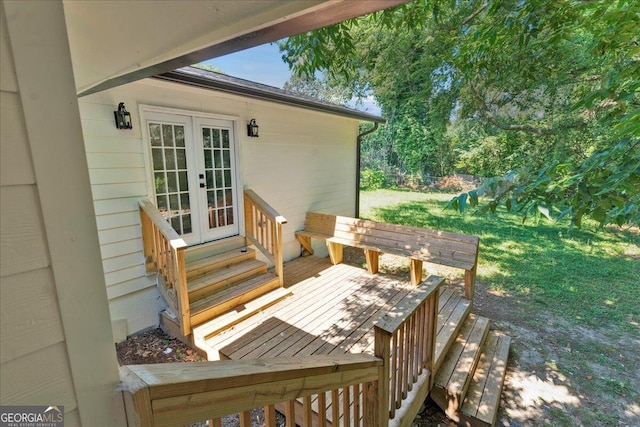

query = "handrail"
[374,276,443,427]
[139,199,190,336]
[121,354,383,427]
[244,189,287,285]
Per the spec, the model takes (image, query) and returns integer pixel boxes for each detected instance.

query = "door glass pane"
[176,149,187,169]
[162,124,174,147]
[148,121,191,235]
[149,124,161,146]
[222,130,229,148]
[202,125,236,230]
[175,126,185,147]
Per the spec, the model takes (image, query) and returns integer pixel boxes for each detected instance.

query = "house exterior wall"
[79,77,360,339]
[0,1,125,425]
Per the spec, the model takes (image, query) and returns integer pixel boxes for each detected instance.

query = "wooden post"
[410,259,423,286]
[374,326,391,427]
[175,247,190,337]
[139,205,154,272]
[465,238,479,299]
[464,265,477,299]
[275,220,284,286]
[327,241,344,265]
[364,249,380,274]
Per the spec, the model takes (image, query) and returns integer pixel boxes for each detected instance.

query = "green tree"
[279,0,640,227]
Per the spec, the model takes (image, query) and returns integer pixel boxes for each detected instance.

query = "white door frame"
[140,105,244,245]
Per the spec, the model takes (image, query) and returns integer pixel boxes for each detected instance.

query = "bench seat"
[295,211,479,298]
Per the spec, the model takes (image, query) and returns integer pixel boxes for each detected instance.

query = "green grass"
[360,189,639,333]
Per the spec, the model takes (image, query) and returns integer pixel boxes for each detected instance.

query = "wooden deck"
[197,256,471,371]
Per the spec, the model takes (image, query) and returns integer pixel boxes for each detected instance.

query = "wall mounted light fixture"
[114,102,132,129]
[247,118,259,137]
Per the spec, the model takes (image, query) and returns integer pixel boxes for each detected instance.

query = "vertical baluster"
[353,383,360,427]
[303,395,313,427]
[397,323,405,403]
[390,333,398,416]
[285,400,296,427]
[363,380,379,427]
[332,389,340,427]
[208,419,222,427]
[264,404,276,427]
[342,386,351,427]
[239,410,251,427]
[416,304,425,376]
[318,391,327,427]
[402,320,410,399]
[408,314,416,390]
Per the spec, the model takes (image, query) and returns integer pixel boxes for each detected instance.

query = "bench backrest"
[304,211,479,270]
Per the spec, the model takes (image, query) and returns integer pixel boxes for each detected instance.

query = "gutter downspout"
[355,122,379,218]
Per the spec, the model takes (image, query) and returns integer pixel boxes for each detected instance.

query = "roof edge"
[152,67,386,124]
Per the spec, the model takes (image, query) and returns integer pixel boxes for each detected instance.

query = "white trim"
[139,105,245,244]
[139,103,239,122]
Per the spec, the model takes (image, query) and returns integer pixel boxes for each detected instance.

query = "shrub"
[360,169,387,190]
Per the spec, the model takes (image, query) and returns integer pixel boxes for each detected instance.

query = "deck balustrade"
[139,199,190,336]
[244,189,287,285]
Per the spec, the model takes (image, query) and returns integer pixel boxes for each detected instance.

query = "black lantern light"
[114,102,132,129]
[247,118,259,137]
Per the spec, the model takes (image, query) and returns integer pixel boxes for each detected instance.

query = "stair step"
[186,247,255,279]
[189,272,281,327]
[460,331,511,427]
[435,295,472,373]
[185,236,246,263]
[193,287,292,350]
[432,314,490,419]
[188,259,267,301]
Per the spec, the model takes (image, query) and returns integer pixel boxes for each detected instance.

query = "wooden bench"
[295,211,480,299]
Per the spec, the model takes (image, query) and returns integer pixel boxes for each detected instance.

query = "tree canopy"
[279,0,639,227]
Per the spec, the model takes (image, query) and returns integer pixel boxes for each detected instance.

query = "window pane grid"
[149,122,191,235]
[203,127,234,230]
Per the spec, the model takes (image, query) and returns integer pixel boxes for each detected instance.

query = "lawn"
[360,189,639,426]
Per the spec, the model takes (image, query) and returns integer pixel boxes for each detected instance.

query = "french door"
[145,111,240,245]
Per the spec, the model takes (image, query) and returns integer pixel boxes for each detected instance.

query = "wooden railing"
[139,200,190,336]
[374,276,442,427]
[244,189,287,285]
[121,354,382,427]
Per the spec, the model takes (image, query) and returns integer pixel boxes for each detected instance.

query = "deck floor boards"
[202,256,470,371]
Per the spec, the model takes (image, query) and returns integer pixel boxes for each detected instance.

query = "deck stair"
[162,236,291,342]
[432,310,511,427]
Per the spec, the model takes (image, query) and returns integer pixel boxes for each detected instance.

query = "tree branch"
[438,1,488,31]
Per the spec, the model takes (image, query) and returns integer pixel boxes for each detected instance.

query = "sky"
[201,43,381,115]
[202,43,292,88]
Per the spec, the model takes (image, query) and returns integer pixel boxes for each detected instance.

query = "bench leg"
[327,242,343,265]
[410,259,423,286]
[295,235,314,256]
[464,266,476,299]
[364,249,380,274]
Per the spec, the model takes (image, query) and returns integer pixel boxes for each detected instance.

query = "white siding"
[1,2,124,424]
[80,77,361,336]
[0,9,77,414]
